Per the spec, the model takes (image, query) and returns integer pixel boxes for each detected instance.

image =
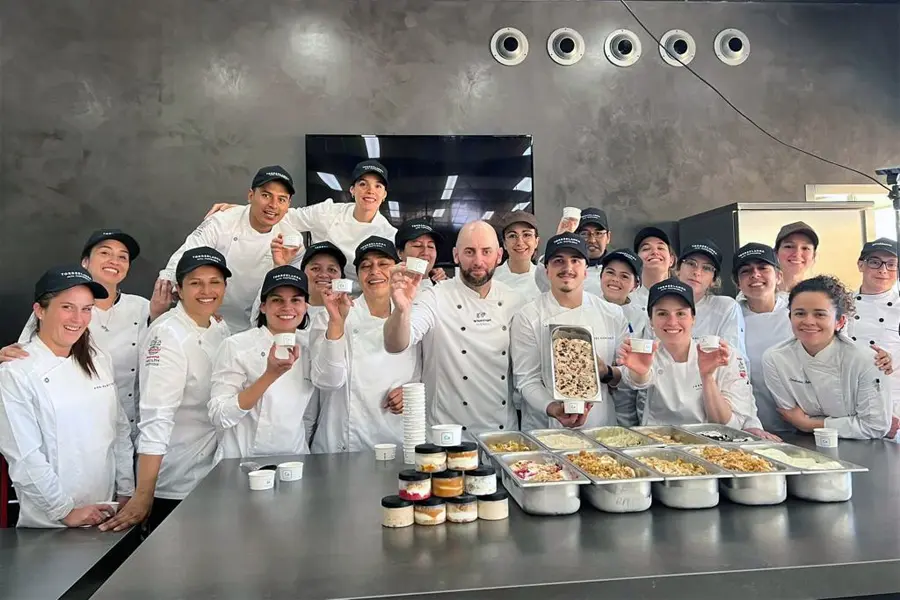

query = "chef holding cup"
[310,236,420,452]
[394,217,447,290]
[536,207,610,297]
[511,234,638,431]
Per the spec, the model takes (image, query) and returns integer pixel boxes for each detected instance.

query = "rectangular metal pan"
[622,447,731,510]
[580,426,658,449]
[528,428,600,452]
[495,451,589,516]
[631,425,712,447]
[559,448,662,513]
[549,325,601,402]
[678,423,767,444]
[682,444,801,506]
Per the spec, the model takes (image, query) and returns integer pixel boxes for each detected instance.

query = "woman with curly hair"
[762,275,896,440]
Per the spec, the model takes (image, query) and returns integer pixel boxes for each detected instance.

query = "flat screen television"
[305,134,534,266]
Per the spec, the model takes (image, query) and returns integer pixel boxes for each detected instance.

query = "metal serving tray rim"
[738,442,869,475]
[677,423,767,444]
[549,324,601,402]
[476,431,543,455]
[630,425,714,446]
[558,448,664,485]
[621,447,733,481]
[496,450,590,488]
[681,444,802,477]
[527,428,601,452]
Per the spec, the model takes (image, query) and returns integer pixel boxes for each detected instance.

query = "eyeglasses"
[865,257,899,271]
[504,231,536,242]
[578,230,608,241]
[682,258,716,274]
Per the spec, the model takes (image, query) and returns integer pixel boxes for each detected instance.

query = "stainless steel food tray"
[581,426,658,449]
[682,444,801,506]
[678,423,767,444]
[476,431,543,465]
[622,447,731,510]
[549,324,601,402]
[495,451,589,515]
[631,425,711,446]
[559,448,662,513]
[528,428,600,452]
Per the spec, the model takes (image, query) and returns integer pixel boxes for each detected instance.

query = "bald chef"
[536,207,611,297]
[511,234,633,431]
[384,221,522,433]
[157,166,302,334]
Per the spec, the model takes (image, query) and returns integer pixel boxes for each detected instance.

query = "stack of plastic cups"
[402,383,427,464]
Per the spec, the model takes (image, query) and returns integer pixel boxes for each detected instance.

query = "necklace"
[95,290,121,332]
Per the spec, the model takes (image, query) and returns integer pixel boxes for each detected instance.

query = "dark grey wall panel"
[1,0,898,343]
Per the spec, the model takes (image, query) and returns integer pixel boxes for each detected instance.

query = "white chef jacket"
[763,335,892,440]
[494,262,542,304]
[739,295,795,433]
[0,339,134,528]
[511,292,630,432]
[309,296,420,452]
[617,299,648,338]
[137,303,230,500]
[399,276,522,434]
[160,205,305,335]
[622,343,760,430]
[18,294,149,441]
[693,295,747,358]
[846,285,900,418]
[601,297,648,426]
[419,278,435,291]
[535,259,603,298]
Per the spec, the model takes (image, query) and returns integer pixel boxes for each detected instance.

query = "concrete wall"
[1,0,898,342]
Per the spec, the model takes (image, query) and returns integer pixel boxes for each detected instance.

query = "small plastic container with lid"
[415,443,447,473]
[381,495,415,528]
[477,489,510,521]
[414,497,446,526]
[446,442,479,471]
[445,493,478,523]
[465,465,497,496]
[431,469,464,498]
[398,470,431,501]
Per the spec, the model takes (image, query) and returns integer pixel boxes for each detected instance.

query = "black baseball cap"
[577,208,609,232]
[353,236,400,268]
[251,165,295,196]
[300,241,347,274]
[859,237,898,260]
[647,277,696,315]
[260,265,309,299]
[81,229,141,262]
[775,221,818,250]
[175,246,232,282]
[395,218,444,250]
[543,234,589,265]
[601,248,643,278]
[679,239,723,273]
[34,265,108,301]
[633,227,671,252]
[351,160,389,186]
[732,242,779,277]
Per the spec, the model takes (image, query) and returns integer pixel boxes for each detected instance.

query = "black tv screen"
[305,134,534,266]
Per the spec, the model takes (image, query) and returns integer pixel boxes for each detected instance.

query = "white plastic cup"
[630,338,654,354]
[405,257,429,275]
[374,443,397,461]
[813,428,839,448]
[563,207,582,220]
[431,424,463,447]
[332,279,353,293]
[699,335,721,353]
[282,234,302,249]
[277,462,304,482]
[273,332,295,360]
[249,469,276,490]
[564,400,586,414]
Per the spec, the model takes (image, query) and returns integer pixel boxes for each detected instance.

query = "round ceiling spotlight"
[714,28,750,66]
[658,29,696,67]
[547,27,585,66]
[491,27,529,66]
[604,29,642,68]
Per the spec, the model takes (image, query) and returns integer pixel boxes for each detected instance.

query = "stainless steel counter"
[92,436,900,600]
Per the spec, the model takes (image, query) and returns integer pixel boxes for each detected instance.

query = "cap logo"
[410,224,432,232]
[358,241,387,253]
[265,172,291,181]
[738,248,766,259]
[191,253,223,264]
[656,283,687,293]
[60,271,91,281]
[690,244,719,258]
[271,273,302,283]
[555,236,582,246]
[365,166,386,176]
[872,242,894,249]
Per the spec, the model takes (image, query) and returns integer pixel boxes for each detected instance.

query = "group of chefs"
[0,159,897,531]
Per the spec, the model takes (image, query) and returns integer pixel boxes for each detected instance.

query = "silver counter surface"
[91,435,900,600]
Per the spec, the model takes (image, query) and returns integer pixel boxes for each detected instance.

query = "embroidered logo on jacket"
[145,336,162,367]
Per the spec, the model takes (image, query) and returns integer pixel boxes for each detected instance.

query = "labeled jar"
[381,495,414,528]
[446,442,479,471]
[415,443,447,473]
[431,469,464,498]
[445,493,478,523]
[477,489,510,521]
[414,497,446,526]
[465,466,497,496]
[398,470,431,501]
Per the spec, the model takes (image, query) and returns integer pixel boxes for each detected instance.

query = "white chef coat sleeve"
[137,328,188,455]
[618,361,654,391]
[510,312,554,416]
[0,368,75,522]
[716,352,756,430]
[720,302,748,360]
[309,311,349,390]
[407,288,438,349]
[158,215,224,282]
[17,313,38,344]
[534,259,550,293]
[761,349,796,411]
[208,339,251,430]
[283,199,336,234]
[824,363,892,440]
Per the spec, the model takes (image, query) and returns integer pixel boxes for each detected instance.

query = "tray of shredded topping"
[495,451,589,515]
[560,449,662,513]
[621,447,731,510]
[683,445,799,506]
[529,429,598,451]
[549,325,601,402]
[631,426,710,446]
[582,426,657,448]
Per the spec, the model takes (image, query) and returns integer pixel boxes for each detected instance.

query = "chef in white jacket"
[158,166,302,334]
[630,227,676,313]
[619,278,769,434]
[511,234,634,431]
[384,220,522,434]
[675,239,747,357]
[310,237,419,452]
[774,221,818,293]
[494,211,542,301]
[764,275,894,440]
[2,229,170,440]
[0,266,134,528]
[210,265,316,459]
[395,217,448,290]
[536,208,609,297]
[101,247,231,533]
